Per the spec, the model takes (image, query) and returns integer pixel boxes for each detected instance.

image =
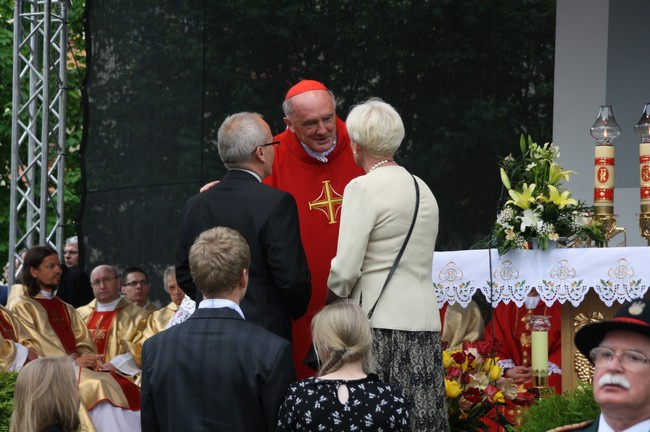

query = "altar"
[432,246,650,390]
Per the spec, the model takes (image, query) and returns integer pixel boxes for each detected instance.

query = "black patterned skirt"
[372,328,450,431]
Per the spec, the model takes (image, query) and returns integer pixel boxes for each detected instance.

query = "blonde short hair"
[346,98,405,158]
[312,301,374,376]
[10,356,80,432]
[189,226,250,298]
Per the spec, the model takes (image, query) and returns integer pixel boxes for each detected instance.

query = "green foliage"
[0,4,14,264]
[0,1,85,270]
[0,370,17,431]
[515,384,600,432]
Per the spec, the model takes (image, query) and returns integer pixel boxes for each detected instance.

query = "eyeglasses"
[123,280,148,288]
[251,141,280,154]
[90,276,118,288]
[590,347,650,369]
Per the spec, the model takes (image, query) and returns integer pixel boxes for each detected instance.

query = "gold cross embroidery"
[51,312,66,326]
[308,180,343,224]
[91,315,107,344]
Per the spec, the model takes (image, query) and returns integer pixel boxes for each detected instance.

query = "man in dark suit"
[142,226,295,431]
[56,265,94,307]
[175,112,311,342]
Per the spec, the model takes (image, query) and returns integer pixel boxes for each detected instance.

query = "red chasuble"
[484,300,562,393]
[35,298,77,355]
[265,117,364,378]
[87,310,117,355]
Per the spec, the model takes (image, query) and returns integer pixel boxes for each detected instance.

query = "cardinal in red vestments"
[264,80,364,378]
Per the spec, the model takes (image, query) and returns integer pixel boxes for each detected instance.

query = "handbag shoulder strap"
[367,175,420,320]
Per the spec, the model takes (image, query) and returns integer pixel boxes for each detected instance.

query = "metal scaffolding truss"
[9,0,68,285]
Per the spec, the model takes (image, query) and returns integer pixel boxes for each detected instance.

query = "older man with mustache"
[555,299,650,431]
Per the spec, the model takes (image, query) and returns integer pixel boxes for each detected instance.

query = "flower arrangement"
[444,340,534,431]
[492,135,605,255]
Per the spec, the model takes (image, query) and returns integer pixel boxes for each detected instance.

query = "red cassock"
[264,117,364,378]
[484,300,562,393]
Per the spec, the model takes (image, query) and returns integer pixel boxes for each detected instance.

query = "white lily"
[519,207,543,233]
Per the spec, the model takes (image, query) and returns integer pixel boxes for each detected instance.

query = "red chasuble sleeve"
[265,117,364,378]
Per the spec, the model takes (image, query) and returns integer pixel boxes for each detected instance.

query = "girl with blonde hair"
[277,301,409,431]
[10,356,80,432]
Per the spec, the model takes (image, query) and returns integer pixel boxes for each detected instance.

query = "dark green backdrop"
[81,0,556,300]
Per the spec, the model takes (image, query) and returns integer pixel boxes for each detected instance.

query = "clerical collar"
[198,298,245,319]
[39,290,56,299]
[525,295,541,310]
[96,297,121,312]
[230,168,261,182]
[300,138,337,163]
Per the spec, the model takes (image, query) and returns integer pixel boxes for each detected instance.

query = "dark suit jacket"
[175,170,311,341]
[141,307,295,432]
[56,265,94,308]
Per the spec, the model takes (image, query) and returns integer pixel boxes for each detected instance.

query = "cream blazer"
[328,166,441,332]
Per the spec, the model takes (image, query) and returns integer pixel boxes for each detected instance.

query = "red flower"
[447,366,462,379]
[461,372,471,385]
[464,339,501,357]
[451,351,467,365]
[484,384,500,398]
[463,387,483,404]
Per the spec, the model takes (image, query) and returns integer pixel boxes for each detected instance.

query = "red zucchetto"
[284,80,329,100]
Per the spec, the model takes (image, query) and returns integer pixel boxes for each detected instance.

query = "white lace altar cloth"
[432,247,649,308]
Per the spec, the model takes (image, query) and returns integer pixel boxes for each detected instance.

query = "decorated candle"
[529,315,551,388]
[594,145,615,214]
[531,331,549,387]
[641,143,650,212]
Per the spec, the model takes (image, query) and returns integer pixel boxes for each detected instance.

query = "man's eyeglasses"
[90,276,118,288]
[124,280,148,288]
[590,346,650,369]
[251,141,280,154]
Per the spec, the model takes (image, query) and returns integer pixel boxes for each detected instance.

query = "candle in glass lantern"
[635,103,650,213]
[590,105,621,215]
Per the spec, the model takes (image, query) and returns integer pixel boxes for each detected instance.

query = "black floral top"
[276,373,409,431]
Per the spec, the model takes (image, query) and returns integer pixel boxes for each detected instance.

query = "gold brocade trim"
[573,312,604,384]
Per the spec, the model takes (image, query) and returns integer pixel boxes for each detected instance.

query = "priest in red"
[484,290,562,394]
[264,80,364,378]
